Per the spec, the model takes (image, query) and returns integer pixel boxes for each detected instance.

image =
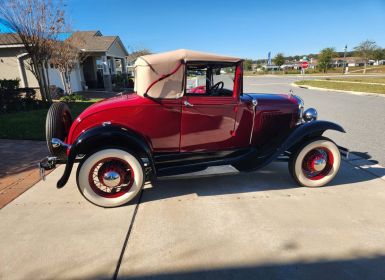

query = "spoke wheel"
[88,157,135,198]
[289,137,341,188]
[77,149,144,207]
[302,147,334,180]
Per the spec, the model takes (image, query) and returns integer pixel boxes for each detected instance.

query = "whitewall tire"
[289,137,341,188]
[77,149,144,207]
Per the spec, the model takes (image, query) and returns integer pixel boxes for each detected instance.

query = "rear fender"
[57,125,154,188]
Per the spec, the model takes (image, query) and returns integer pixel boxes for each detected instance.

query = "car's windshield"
[186,63,236,96]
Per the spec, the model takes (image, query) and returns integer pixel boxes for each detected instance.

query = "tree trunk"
[35,68,46,101]
[44,60,51,100]
[64,70,72,95]
[364,61,367,74]
[66,71,72,95]
[40,64,51,102]
[30,57,46,102]
[59,71,68,95]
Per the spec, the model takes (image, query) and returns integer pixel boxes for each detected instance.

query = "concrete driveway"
[1,156,385,280]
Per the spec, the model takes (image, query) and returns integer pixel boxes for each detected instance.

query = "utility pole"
[342,44,347,74]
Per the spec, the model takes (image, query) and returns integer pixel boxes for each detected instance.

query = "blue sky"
[3,0,385,59]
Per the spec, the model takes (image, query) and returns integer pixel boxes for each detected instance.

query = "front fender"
[234,120,345,172]
[56,125,154,188]
[278,120,345,154]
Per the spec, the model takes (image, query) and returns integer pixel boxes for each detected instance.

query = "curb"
[290,82,385,98]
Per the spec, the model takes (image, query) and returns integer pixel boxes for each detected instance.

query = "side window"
[185,63,236,96]
[186,67,207,94]
[212,65,236,95]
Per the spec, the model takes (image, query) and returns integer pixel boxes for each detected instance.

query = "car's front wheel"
[289,137,341,187]
[76,149,144,207]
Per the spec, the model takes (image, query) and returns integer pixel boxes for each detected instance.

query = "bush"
[0,79,47,114]
[50,85,64,99]
[59,94,86,103]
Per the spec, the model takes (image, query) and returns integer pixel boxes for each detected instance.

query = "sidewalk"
[0,139,49,208]
[1,159,385,279]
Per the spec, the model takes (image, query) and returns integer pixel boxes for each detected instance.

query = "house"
[0,30,129,94]
[334,57,368,67]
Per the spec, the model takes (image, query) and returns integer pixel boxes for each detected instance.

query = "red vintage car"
[40,49,348,207]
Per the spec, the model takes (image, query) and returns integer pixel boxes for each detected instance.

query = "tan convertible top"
[134,49,241,99]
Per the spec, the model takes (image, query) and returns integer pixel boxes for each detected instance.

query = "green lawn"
[324,77,385,84]
[295,80,385,94]
[0,100,100,140]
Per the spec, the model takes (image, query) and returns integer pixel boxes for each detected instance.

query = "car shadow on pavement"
[74,254,385,280]
[120,255,385,280]
[346,151,385,179]
[141,160,384,204]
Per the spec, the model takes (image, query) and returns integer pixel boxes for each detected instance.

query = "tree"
[0,0,66,102]
[243,59,253,71]
[126,48,151,64]
[318,47,336,73]
[50,36,85,95]
[273,53,285,68]
[354,40,378,73]
[372,48,385,64]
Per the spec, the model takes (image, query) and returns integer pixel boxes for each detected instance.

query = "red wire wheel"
[88,157,135,198]
[289,137,341,188]
[302,147,334,180]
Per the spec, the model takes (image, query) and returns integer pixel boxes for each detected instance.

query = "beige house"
[0,30,129,92]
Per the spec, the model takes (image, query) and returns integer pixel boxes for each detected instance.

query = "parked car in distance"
[40,49,348,207]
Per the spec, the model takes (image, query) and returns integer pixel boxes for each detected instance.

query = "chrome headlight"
[303,108,318,122]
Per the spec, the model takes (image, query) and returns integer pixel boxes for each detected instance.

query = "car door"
[180,63,240,152]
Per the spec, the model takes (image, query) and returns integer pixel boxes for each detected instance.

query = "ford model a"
[40,49,347,207]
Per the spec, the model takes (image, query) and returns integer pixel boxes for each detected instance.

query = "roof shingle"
[69,31,117,52]
[0,33,22,45]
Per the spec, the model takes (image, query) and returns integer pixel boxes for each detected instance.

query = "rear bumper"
[38,156,58,180]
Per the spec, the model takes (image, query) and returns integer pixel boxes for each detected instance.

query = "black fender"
[57,125,154,188]
[277,120,345,155]
[235,120,345,171]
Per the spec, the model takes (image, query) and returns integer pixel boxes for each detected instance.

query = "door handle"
[184,100,194,107]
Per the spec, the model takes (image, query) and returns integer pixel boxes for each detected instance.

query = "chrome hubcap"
[313,158,327,171]
[103,171,121,187]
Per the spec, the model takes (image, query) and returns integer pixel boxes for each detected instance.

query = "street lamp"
[342,45,347,74]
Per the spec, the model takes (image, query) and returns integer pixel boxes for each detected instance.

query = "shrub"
[0,79,46,113]
[50,85,65,99]
[59,94,85,103]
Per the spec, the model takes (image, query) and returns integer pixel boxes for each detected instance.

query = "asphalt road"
[243,75,385,166]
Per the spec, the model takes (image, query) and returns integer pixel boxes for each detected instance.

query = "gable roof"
[0,33,22,45]
[68,31,128,55]
[0,30,128,56]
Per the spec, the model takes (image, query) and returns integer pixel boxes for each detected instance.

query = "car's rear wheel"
[46,102,72,160]
[76,149,144,207]
[289,137,341,187]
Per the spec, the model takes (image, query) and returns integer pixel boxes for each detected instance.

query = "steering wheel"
[210,81,224,95]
